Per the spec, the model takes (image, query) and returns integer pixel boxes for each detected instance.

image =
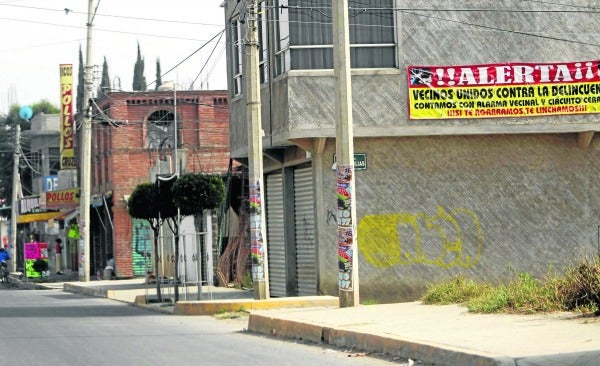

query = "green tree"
[98,57,111,96]
[155,58,162,90]
[76,46,84,114]
[132,42,147,91]
[172,174,226,216]
[31,100,60,115]
[127,182,166,302]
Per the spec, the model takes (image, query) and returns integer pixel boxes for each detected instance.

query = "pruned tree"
[132,42,147,91]
[172,173,226,299]
[156,175,180,300]
[172,174,226,217]
[127,182,165,302]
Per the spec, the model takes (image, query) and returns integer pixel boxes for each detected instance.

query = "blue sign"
[44,176,59,192]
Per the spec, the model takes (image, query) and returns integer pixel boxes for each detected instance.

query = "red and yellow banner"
[60,64,76,169]
[46,188,80,209]
[408,60,600,119]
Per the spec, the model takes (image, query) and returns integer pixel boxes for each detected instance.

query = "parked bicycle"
[0,261,9,284]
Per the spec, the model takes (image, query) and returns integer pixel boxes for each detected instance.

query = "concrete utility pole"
[246,0,269,300]
[9,122,21,273]
[79,0,95,282]
[333,0,359,307]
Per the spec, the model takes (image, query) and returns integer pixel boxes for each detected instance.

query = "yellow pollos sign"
[408,61,600,119]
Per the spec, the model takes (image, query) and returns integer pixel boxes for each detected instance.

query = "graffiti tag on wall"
[358,206,483,269]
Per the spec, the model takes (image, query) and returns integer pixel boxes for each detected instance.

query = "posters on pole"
[408,60,600,119]
[249,181,265,281]
[336,164,354,291]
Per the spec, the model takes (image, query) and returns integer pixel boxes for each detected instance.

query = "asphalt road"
[0,286,405,366]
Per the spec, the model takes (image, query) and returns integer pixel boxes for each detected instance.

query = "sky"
[0,0,228,114]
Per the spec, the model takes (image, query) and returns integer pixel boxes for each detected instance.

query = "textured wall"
[317,134,600,302]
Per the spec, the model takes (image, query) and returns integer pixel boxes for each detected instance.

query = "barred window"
[146,110,175,149]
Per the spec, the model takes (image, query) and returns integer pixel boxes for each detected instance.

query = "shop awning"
[17,208,79,224]
[18,211,61,224]
[53,209,79,222]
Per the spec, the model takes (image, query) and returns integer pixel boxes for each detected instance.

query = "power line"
[0,3,225,27]
[0,16,215,42]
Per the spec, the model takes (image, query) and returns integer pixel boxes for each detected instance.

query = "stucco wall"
[317,134,600,302]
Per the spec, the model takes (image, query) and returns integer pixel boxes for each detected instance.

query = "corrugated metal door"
[294,167,317,295]
[266,173,286,297]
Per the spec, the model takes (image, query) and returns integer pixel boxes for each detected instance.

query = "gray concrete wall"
[316,134,600,302]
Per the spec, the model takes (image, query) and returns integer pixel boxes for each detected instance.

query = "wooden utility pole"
[246,0,269,300]
[333,0,359,307]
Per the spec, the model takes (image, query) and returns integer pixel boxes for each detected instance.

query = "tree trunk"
[153,226,162,303]
[174,223,180,302]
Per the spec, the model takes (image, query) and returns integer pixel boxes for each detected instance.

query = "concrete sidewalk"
[248,302,600,366]
[11,274,600,366]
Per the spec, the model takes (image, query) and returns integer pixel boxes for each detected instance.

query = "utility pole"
[333,0,359,307]
[79,0,95,282]
[246,0,269,300]
[9,122,21,273]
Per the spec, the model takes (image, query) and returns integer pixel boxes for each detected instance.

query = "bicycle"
[0,261,9,284]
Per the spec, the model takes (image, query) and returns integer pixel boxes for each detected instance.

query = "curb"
[247,313,517,366]
[174,295,339,315]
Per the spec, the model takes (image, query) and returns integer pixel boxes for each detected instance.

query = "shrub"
[467,273,560,314]
[422,275,490,305]
[557,256,600,313]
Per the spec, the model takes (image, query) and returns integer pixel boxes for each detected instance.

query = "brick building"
[91,90,230,277]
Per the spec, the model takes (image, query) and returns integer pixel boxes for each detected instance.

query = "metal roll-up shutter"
[294,167,317,295]
[266,173,286,297]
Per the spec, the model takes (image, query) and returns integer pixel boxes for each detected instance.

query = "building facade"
[91,90,230,278]
[225,0,600,302]
[19,113,74,273]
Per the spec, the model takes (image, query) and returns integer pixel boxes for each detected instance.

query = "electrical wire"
[0,3,225,27]
[189,31,225,90]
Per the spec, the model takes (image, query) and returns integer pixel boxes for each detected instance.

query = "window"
[273,0,395,75]
[231,18,244,95]
[259,0,269,83]
[146,110,176,149]
[49,147,60,175]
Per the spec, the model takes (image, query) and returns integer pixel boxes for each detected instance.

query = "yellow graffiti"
[358,206,483,269]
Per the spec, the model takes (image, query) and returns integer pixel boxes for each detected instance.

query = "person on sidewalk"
[55,238,63,275]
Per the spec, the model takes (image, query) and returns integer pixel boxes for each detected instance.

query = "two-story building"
[224,0,600,302]
[91,89,230,278]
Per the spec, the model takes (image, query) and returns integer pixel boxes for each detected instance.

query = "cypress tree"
[133,42,147,91]
[76,46,84,113]
[155,58,162,90]
[98,57,111,96]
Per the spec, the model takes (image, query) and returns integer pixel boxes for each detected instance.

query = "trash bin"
[103,268,113,280]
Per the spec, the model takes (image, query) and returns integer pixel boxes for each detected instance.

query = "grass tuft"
[422,256,600,315]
